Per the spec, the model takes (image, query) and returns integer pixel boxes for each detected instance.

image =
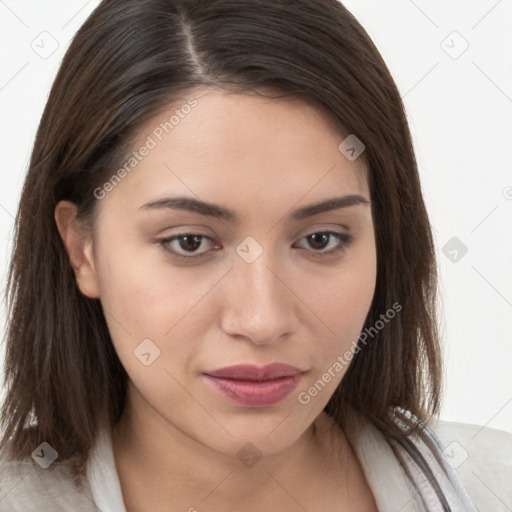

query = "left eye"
[159,231,353,260]
[295,231,353,256]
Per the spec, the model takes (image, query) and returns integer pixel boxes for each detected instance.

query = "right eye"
[159,233,219,260]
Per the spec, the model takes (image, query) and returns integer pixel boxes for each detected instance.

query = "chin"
[197,405,320,459]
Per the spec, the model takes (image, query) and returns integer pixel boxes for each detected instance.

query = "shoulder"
[0,438,97,512]
[427,417,512,511]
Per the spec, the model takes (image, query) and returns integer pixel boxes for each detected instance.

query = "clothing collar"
[86,425,127,512]
[86,408,477,512]
[344,407,478,511]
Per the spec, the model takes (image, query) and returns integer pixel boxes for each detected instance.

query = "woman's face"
[77,88,376,457]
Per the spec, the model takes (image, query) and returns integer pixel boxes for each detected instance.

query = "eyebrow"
[139,194,370,223]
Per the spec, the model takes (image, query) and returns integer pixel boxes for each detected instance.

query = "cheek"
[93,233,230,375]
[301,240,377,374]
[313,248,376,334]
[92,232,170,362]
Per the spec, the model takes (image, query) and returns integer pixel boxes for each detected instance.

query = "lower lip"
[204,374,303,408]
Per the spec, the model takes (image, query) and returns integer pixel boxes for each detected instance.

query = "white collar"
[343,409,421,511]
[86,425,127,512]
[85,409,476,512]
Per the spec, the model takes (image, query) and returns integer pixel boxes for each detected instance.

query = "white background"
[0,0,511,434]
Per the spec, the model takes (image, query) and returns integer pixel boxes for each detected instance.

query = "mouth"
[203,363,305,408]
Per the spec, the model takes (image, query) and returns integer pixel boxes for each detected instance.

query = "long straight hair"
[1,0,441,484]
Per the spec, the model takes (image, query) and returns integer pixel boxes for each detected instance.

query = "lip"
[203,363,305,408]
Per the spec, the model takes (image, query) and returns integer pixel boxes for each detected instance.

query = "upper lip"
[204,363,305,381]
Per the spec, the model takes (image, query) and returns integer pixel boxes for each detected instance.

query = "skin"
[55,88,378,511]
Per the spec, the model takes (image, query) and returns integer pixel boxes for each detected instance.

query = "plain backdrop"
[0,0,511,434]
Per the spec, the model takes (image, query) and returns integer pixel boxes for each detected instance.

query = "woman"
[0,0,510,510]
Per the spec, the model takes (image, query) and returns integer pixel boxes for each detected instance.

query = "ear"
[54,200,100,299]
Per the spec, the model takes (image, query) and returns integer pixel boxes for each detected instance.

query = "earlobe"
[54,200,100,299]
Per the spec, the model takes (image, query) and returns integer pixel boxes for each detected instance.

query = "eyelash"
[158,231,354,260]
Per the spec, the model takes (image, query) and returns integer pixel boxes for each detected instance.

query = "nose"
[219,249,297,346]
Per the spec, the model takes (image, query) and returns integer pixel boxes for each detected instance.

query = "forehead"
[100,88,369,219]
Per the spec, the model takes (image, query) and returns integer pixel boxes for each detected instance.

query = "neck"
[112,382,351,510]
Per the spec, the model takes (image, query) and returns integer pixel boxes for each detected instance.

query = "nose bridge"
[239,253,281,305]
[220,241,293,343]
[235,235,282,299]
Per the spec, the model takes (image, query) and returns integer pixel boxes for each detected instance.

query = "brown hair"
[0,0,441,485]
